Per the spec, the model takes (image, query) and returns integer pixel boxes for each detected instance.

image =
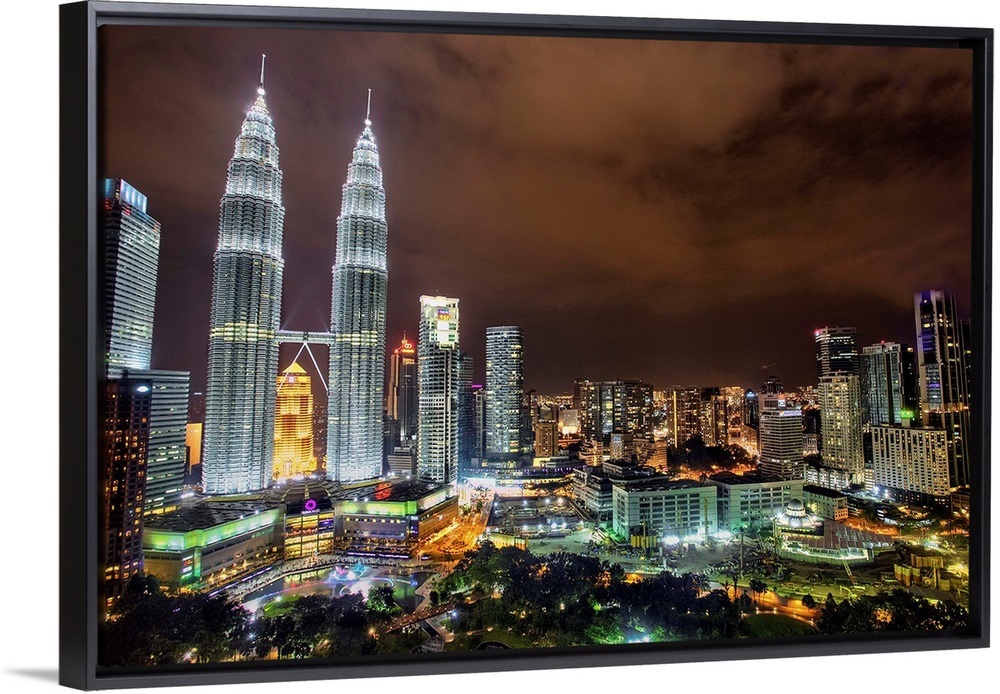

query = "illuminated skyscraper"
[417,296,460,487]
[914,290,971,489]
[140,370,190,516]
[327,99,388,484]
[103,178,160,378]
[203,70,285,494]
[457,351,476,470]
[815,326,859,378]
[485,326,525,462]
[273,362,316,480]
[102,369,189,602]
[861,342,918,425]
[758,395,803,480]
[387,336,417,444]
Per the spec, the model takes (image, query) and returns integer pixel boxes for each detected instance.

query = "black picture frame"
[59,1,992,690]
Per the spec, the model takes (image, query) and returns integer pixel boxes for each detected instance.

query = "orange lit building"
[273,362,316,480]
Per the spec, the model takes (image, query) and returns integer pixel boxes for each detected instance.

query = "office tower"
[103,178,161,378]
[914,290,971,489]
[417,296,460,487]
[861,342,918,425]
[815,326,859,378]
[472,384,487,461]
[485,326,525,462]
[103,177,190,514]
[273,362,315,480]
[185,423,203,479]
[872,423,950,504]
[522,389,538,456]
[744,389,759,429]
[203,75,285,494]
[819,374,864,483]
[387,336,417,444]
[139,370,190,515]
[802,405,821,456]
[327,102,389,484]
[758,395,804,480]
[103,373,159,604]
[457,351,476,470]
[761,376,784,395]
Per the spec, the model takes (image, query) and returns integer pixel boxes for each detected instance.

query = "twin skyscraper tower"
[202,66,389,494]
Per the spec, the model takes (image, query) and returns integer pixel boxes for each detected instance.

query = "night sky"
[100,24,973,395]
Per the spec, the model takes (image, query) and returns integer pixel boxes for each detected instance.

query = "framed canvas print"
[59,0,992,690]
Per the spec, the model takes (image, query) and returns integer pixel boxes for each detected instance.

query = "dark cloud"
[100,26,974,395]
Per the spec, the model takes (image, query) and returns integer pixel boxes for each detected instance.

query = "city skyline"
[100,26,973,396]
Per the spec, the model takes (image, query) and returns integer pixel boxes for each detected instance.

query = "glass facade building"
[485,326,525,462]
[861,342,918,426]
[387,336,417,445]
[103,178,160,378]
[914,290,971,490]
[417,296,460,487]
[327,110,388,484]
[203,82,285,494]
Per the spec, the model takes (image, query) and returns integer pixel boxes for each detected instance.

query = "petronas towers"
[327,105,389,484]
[203,79,285,495]
[203,67,387,494]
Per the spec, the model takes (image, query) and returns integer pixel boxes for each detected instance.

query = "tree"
[801,593,817,610]
[366,585,401,621]
[748,578,767,603]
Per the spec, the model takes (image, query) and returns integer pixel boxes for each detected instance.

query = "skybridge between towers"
[276,329,335,393]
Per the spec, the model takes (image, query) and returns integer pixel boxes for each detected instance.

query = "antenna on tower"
[366,88,372,125]
[258,54,266,93]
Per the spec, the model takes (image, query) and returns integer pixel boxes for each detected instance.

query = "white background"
[0,0,995,692]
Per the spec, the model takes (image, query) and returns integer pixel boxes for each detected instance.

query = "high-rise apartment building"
[576,380,655,446]
[534,420,560,458]
[418,296,460,487]
[327,104,389,484]
[104,178,161,378]
[104,374,152,605]
[819,374,864,483]
[872,423,950,504]
[667,385,701,446]
[758,395,804,480]
[203,77,285,494]
[699,388,729,447]
[914,290,971,490]
[387,336,417,445]
[485,326,525,462]
[273,362,315,480]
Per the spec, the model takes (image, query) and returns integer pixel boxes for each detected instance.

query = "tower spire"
[366,88,372,126]
[258,54,266,94]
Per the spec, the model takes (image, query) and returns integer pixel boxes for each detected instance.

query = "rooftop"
[144,500,277,533]
[709,471,789,486]
[802,484,847,499]
[615,477,714,493]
